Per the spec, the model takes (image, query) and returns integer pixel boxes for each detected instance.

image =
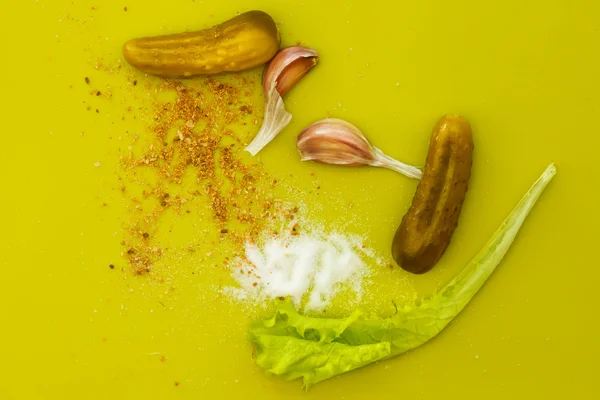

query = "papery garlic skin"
[245,46,318,156]
[245,85,293,156]
[371,148,422,179]
[297,118,423,180]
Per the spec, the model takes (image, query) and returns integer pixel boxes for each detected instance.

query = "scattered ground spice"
[85,77,90,84]
[118,76,297,275]
[109,264,115,269]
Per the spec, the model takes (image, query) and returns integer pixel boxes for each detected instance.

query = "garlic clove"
[262,46,319,96]
[297,118,423,180]
[297,118,375,166]
[245,46,319,156]
[269,55,318,97]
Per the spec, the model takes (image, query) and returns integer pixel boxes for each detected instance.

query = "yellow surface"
[1,0,599,398]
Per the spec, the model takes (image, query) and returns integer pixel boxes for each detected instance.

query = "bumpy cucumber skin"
[392,115,474,274]
[123,11,280,77]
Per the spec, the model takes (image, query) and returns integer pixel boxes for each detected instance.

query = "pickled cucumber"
[122,10,280,77]
[392,115,474,274]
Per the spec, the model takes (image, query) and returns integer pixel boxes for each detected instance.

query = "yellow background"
[1,0,598,398]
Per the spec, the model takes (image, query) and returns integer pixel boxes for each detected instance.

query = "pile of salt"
[224,231,376,311]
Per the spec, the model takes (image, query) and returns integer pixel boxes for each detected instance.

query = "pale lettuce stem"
[438,163,557,309]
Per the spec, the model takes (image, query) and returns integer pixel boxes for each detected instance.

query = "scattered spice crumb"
[174,382,180,387]
[160,356,166,362]
[109,264,115,269]
[85,77,90,84]
[239,105,252,114]
[96,91,101,96]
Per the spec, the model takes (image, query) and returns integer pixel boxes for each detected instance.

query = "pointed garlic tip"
[245,46,319,156]
[296,118,423,180]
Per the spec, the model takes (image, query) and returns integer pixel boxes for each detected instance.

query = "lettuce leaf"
[250,164,556,388]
